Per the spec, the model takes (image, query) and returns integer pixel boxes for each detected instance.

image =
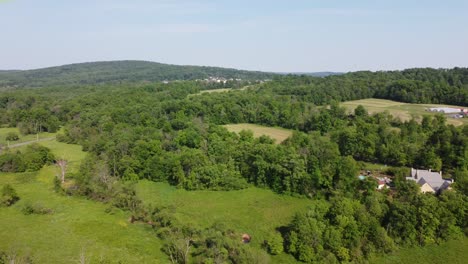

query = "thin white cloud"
[94,0,216,16]
[156,23,222,33]
[297,7,379,16]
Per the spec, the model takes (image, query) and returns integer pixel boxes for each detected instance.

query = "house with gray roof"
[406,168,452,193]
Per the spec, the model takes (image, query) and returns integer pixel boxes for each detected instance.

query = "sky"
[1,0,468,72]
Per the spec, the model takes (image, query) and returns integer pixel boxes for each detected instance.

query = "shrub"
[21,202,53,215]
[264,233,284,255]
[0,153,25,172]
[5,131,19,141]
[1,184,20,206]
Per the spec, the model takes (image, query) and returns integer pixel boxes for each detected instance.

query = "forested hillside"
[269,67,468,106]
[0,67,467,263]
[0,60,275,88]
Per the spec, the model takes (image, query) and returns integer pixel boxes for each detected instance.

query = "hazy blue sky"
[1,0,467,72]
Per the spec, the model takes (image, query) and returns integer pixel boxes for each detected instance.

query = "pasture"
[223,123,293,143]
[341,98,468,126]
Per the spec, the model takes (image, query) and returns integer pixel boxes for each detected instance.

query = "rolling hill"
[0,60,277,88]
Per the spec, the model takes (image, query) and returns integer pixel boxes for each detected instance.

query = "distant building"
[377,179,387,190]
[426,107,462,114]
[406,168,452,193]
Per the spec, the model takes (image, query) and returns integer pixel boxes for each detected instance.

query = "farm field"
[135,180,312,263]
[196,88,232,94]
[341,98,468,126]
[190,85,253,96]
[223,123,293,143]
[0,140,167,263]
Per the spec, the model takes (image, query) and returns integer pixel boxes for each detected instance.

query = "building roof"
[407,168,451,192]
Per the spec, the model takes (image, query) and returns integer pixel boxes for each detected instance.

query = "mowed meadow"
[223,123,293,144]
[341,98,468,126]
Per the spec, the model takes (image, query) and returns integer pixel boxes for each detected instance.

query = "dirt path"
[0,137,56,151]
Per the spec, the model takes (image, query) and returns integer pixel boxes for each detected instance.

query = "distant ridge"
[0,60,277,88]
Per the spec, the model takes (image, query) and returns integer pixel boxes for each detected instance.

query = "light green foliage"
[265,232,284,255]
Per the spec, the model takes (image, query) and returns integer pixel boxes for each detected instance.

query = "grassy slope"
[0,141,167,263]
[135,180,311,263]
[342,98,468,126]
[370,237,468,264]
[223,123,293,144]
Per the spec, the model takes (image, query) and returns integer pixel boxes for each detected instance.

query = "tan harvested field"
[190,85,254,97]
[223,123,293,143]
[342,99,468,126]
[197,88,232,94]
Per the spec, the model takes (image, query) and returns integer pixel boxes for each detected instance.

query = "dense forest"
[266,67,468,106]
[0,67,467,263]
[0,60,276,88]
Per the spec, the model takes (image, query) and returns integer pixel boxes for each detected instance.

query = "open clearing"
[189,85,253,96]
[341,98,468,126]
[0,127,56,147]
[136,180,311,263]
[370,237,468,264]
[223,123,293,143]
[0,140,166,263]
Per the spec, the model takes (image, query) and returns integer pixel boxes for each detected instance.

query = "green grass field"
[370,237,468,264]
[223,123,293,144]
[342,98,468,126]
[135,180,311,263]
[0,127,56,147]
[0,140,167,263]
